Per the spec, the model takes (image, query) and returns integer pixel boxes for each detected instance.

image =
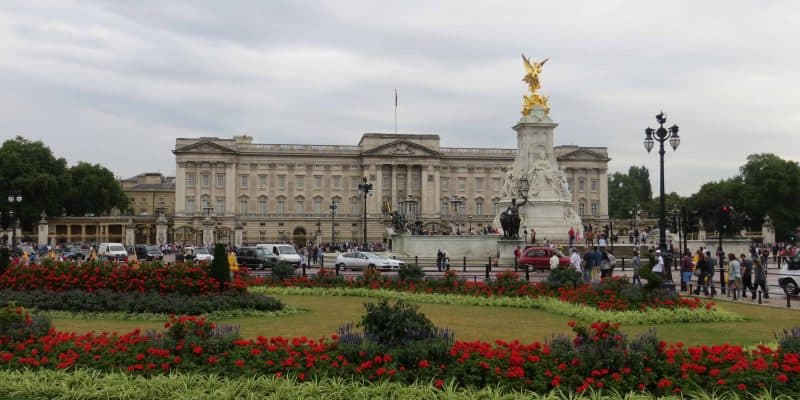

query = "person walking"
[652,249,665,278]
[752,258,770,301]
[680,250,694,292]
[570,247,582,273]
[740,253,755,300]
[582,247,596,282]
[693,250,708,295]
[436,249,443,272]
[568,227,575,248]
[704,249,718,296]
[728,253,742,296]
[631,250,642,286]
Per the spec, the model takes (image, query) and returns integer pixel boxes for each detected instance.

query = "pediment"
[173,140,237,154]
[362,139,443,158]
[557,149,609,162]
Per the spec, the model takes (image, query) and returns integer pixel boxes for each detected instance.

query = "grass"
[48,294,800,346]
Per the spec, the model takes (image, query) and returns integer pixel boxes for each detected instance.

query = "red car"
[517,246,570,271]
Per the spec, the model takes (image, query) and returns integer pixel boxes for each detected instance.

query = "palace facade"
[172,134,609,245]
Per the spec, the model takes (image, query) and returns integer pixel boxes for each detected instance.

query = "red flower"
[777,374,789,383]
[434,379,444,389]
[418,360,430,368]
[234,359,245,368]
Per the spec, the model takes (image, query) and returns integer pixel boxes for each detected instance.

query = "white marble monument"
[493,55,582,243]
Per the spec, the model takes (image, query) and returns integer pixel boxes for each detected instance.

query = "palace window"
[475,201,483,215]
[201,196,211,210]
[277,200,286,215]
[382,175,390,190]
[259,174,268,189]
[591,180,598,192]
[493,200,501,215]
[579,202,586,216]
[492,177,501,192]
[215,197,225,214]
[215,174,225,188]
[440,177,449,192]
[295,175,305,190]
[313,198,322,213]
[591,202,598,215]
[314,175,322,190]
[475,177,484,192]
[351,198,360,214]
[239,198,248,214]
[201,174,210,187]
[578,179,585,191]
[258,199,267,215]
[411,174,420,190]
[350,177,359,191]
[332,175,341,190]
[397,175,406,191]
[440,200,449,216]
[240,174,249,189]
[186,174,195,187]
[186,198,195,213]
[457,177,466,192]
[295,199,305,213]
[278,175,286,190]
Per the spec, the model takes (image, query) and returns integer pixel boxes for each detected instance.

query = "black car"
[236,246,277,270]
[135,245,164,261]
[62,246,86,261]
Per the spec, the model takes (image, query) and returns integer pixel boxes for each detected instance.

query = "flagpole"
[394,89,397,134]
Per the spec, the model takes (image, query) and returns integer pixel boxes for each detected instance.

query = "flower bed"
[252,286,742,324]
[0,261,247,294]
[253,270,728,316]
[0,309,796,397]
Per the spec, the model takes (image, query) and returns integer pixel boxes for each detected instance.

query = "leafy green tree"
[0,137,69,230]
[65,162,129,216]
[608,166,654,218]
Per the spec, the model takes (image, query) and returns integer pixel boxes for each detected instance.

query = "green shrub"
[775,326,800,354]
[543,267,582,290]
[271,262,295,281]
[0,303,51,341]
[360,299,438,348]
[397,263,425,282]
[209,243,231,288]
[0,289,283,315]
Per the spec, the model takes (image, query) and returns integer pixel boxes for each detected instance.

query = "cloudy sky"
[1,0,798,196]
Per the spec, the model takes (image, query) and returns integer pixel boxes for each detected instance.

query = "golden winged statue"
[521,54,550,116]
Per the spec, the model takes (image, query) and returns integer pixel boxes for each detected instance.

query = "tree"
[608,166,654,218]
[0,137,69,230]
[64,162,129,216]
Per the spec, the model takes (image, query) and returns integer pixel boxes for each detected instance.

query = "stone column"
[202,217,215,247]
[391,164,397,211]
[226,161,236,217]
[155,215,168,247]
[599,168,609,218]
[420,164,429,216]
[367,164,379,214]
[80,225,86,243]
[125,218,135,247]
[406,165,412,194]
[234,221,244,247]
[375,165,383,213]
[37,212,48,246]
[175,162,186,214]
[66,225,72,243]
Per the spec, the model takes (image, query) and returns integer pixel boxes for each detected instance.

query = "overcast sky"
[1,1,798,196]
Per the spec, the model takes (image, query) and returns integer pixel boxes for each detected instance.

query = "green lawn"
[49,295,800,346]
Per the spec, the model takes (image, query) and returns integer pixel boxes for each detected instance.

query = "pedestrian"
[631,250,642,286]
[704,249,718,296]
[514,245,522,268]
[549,251,560,270]
[581,247,595,282]
[740,253,754,299]
[680,250,694,292]
[570,247,582,273]
[752,259,770,301]
[568,227,575,248]
[728,253,742,295]
[652,249,664,277]
[442,249,449,270]
[436,249,443,272]
[693,250,708,295]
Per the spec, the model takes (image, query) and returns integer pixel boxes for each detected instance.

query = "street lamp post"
[329,202,338,245]
[644,111,680,283]
[7,191,22,250]
[357,177,373,247]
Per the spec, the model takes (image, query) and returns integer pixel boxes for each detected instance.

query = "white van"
[256,244,301,267]
[97,242,128,261]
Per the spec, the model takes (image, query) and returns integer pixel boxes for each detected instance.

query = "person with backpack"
[752,258,769,301]
[740,253,755,300]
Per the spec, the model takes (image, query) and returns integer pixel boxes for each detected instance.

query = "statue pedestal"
[497,239,524,266]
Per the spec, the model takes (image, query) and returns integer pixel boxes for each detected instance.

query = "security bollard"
[525,265,530,282]
[485,264,490,280]
[335,263,340,276]
[719,267,727,295]
[758,290,762,304]
[462,256,467,273]
[788,293,792,308]
[302,263,306,277]
[415,256,419,266]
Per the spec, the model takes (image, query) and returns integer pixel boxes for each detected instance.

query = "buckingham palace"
[172,134,609,245]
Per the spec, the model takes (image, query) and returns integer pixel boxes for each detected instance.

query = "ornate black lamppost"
[358,177,373,246]
[7,191,22,250]
[644,111,680,282]
[329,202,338,244]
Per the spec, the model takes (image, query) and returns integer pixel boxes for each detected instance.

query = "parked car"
[184,247,214,263]
[62,246,86,261]
[97,242,128,261]
[517,246,570,271]
[135,244,163,261]
[335,252,405,271]
[778,254,800,295]
[236,246,277,270]
[255,244,301,267]
[11,244,36,258]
